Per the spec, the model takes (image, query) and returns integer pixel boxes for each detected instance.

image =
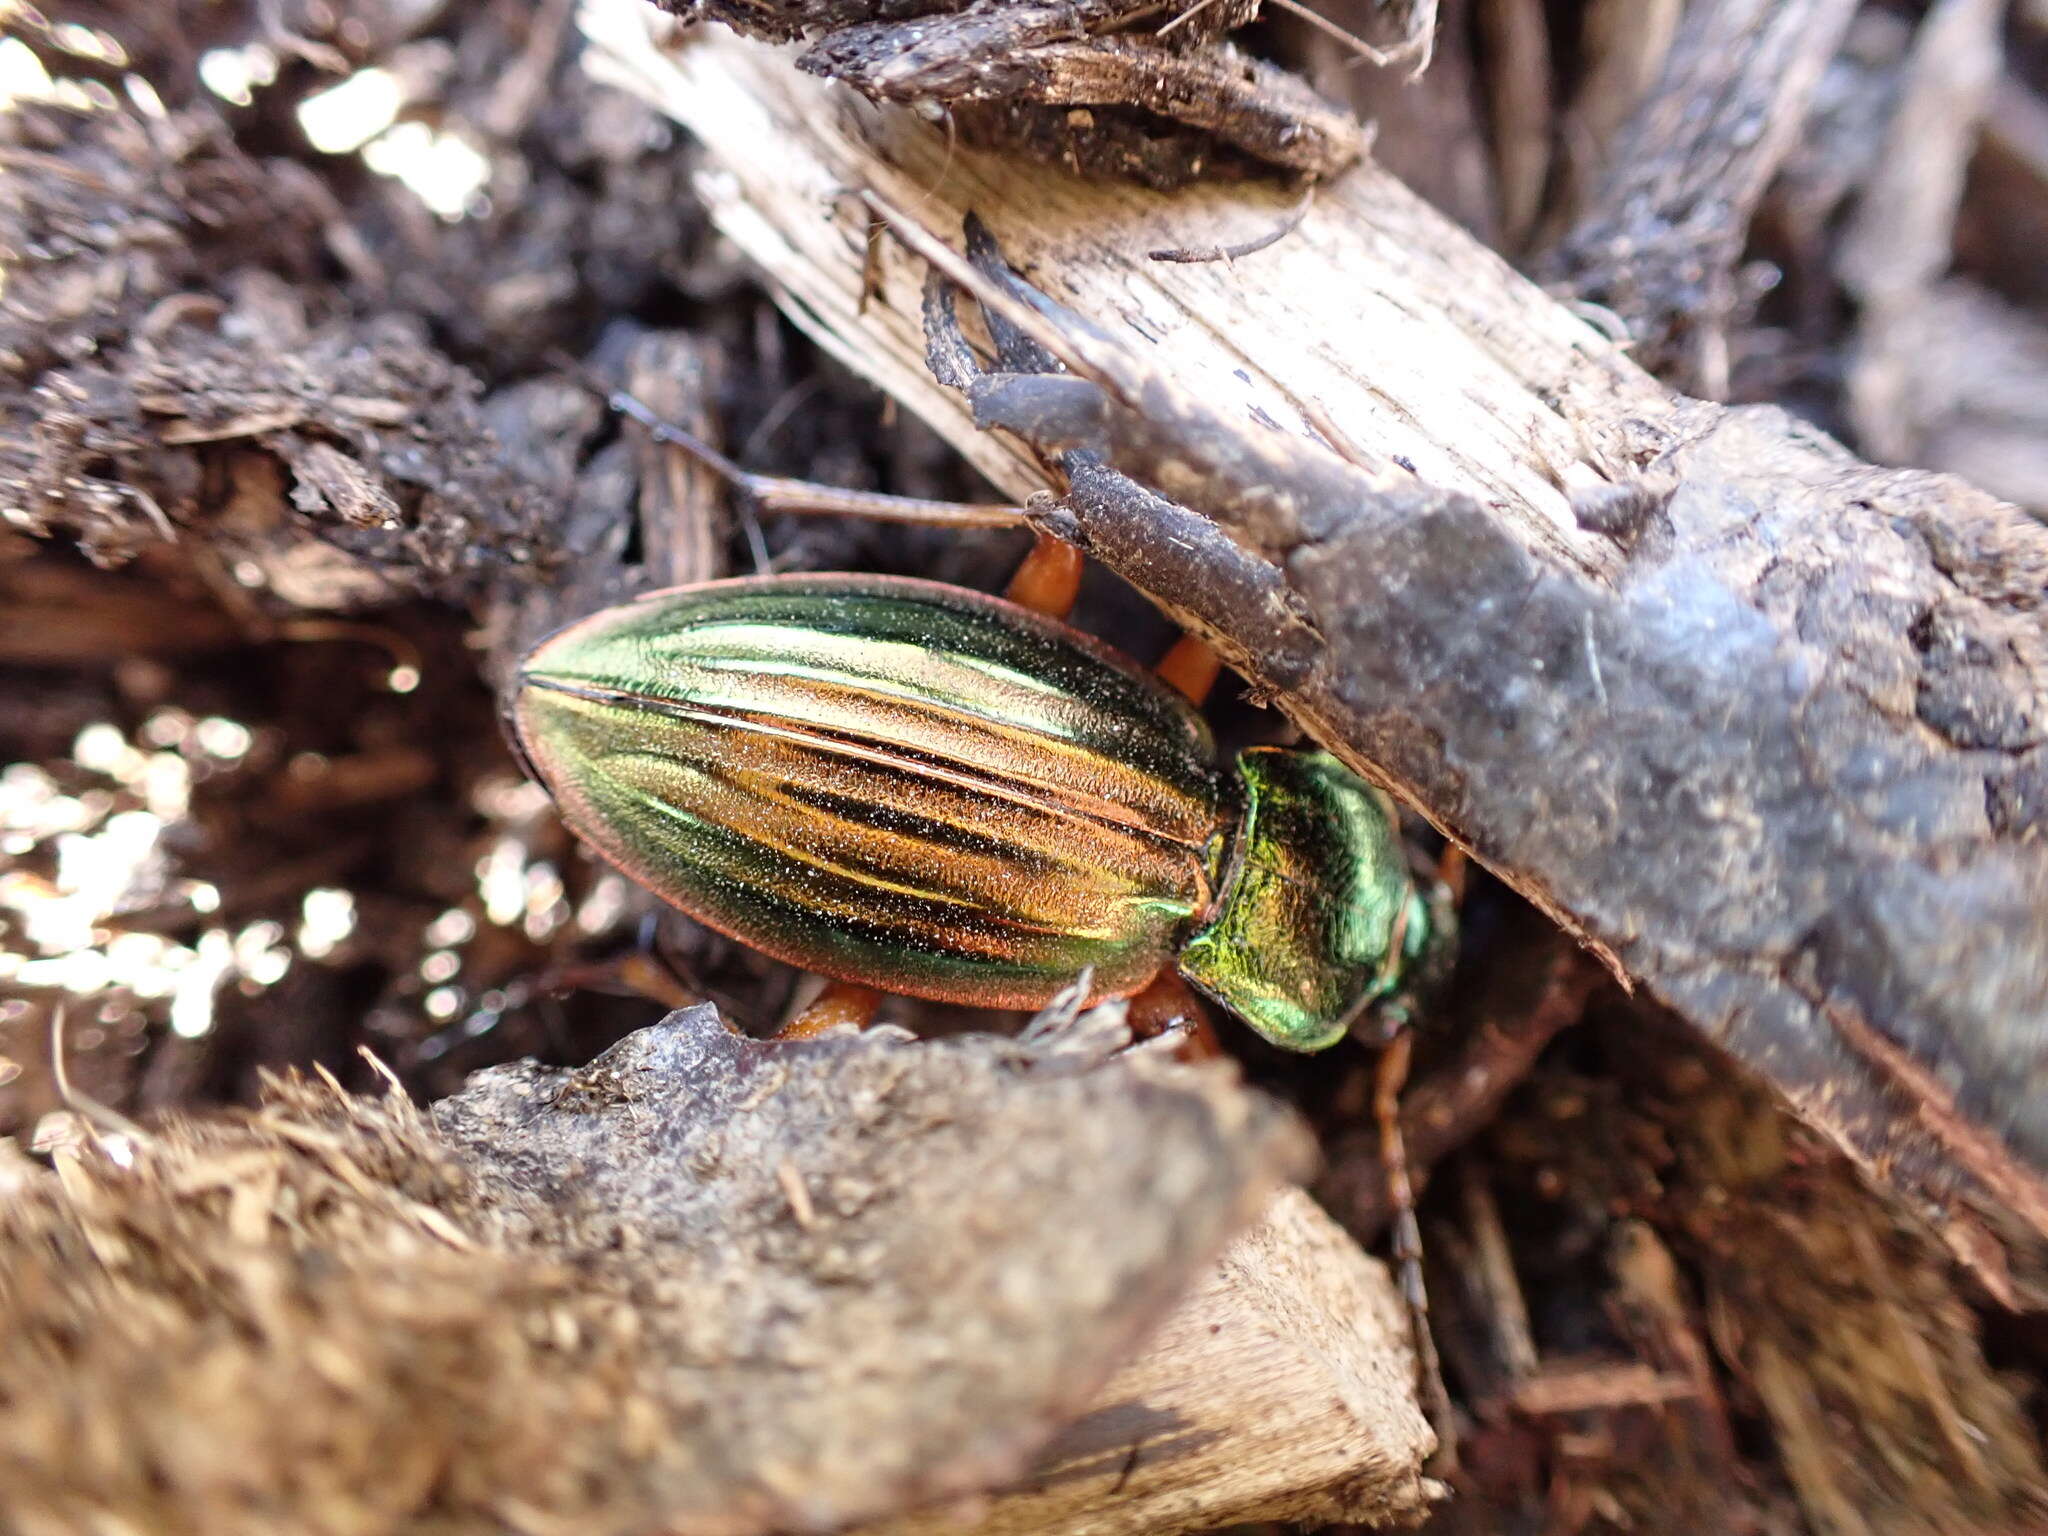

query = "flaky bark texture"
[1533,0,1864,390]
[0,106,554,594]
[1421,998,2048,1534]
[646,0,1370,185]
[4,1005,1396,1536]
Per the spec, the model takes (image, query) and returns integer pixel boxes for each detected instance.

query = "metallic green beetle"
[509,573,1438,1051]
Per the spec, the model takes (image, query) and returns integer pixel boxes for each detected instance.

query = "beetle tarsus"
[1125,970,1225,1062]
[780,981,883,1039]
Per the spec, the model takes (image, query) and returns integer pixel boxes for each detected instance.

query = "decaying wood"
[1474,0,1552,251]
[4,1001,1437,1534]
[1318,937,1600,1240]
[866,1189,1436,1536]
[1537,0,1680,246]
[585,10,2048,1302]
[1534,0,1863,391]
[1861,282,2048,511]
[1294,0,1488,239]
[0,102,554,594]
[1760,13,2048,511]
[1606,1018,2045,1530]
[587,4,1633,553]
[651,0,1369,187]
[1838,0,2005,463]
[1962,71,2048,312]
[1422,1004,2048,1534]
[0,69,1439,1531]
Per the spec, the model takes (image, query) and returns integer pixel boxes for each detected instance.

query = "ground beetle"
[510,570,1442,1052]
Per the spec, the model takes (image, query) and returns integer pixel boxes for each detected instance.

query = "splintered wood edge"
[578,0,1673,591]
[857,1188,1440,1536]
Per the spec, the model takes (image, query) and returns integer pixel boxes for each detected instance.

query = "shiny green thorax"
[1182,749,1438,1050]
[510,575,1440,1052]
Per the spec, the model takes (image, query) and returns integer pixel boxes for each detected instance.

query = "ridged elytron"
[509,571,1439,1051]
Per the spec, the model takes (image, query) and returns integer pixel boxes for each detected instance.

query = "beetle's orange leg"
[1376,1029,1458,1469]
[1003,531,1086,619]
[1125,969,1224,1061]
[1154,633,1223,706]
[1435,843,1470,903]
[779,980,882,1039]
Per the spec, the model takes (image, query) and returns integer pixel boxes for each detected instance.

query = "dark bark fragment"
[655,0,1366,184]
[1428,1004,2048,1531]
[0,103,554,596]
[804,23,1364,179]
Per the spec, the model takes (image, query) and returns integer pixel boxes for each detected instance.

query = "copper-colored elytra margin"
[518,672,1223,863]
[496,683,550,793]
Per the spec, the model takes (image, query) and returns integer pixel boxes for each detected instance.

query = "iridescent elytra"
[509,572,1436,1051]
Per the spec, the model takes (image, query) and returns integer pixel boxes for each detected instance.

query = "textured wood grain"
[1534,0,1863,390]
[583,4,1656,570]
[865,1190,1436,1536]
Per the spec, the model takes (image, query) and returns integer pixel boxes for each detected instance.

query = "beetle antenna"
[606,380,755,485]
[1374,1029,1459,1471]
[546,350,1028,530]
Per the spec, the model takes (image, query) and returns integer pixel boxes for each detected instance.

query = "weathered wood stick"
[865,1189,1437,1536]
[582,5,2048,1301]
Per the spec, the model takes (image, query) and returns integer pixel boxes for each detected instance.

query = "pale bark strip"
[581,6,2048,1302]
[863,1190,1437,1536]
[1839,0,2007,462]
[1475,0,1553,252]
[584,4,1658,572]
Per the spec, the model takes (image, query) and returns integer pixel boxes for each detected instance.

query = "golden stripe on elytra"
[604,735,1203,939]
[625,758,1163,936]
[717,762,1181,895]
[607,778,1144,961]
[526,675,1220,857]
[655,681,1212,847]
[654,623,1144,742]
[707,675,1217,841]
